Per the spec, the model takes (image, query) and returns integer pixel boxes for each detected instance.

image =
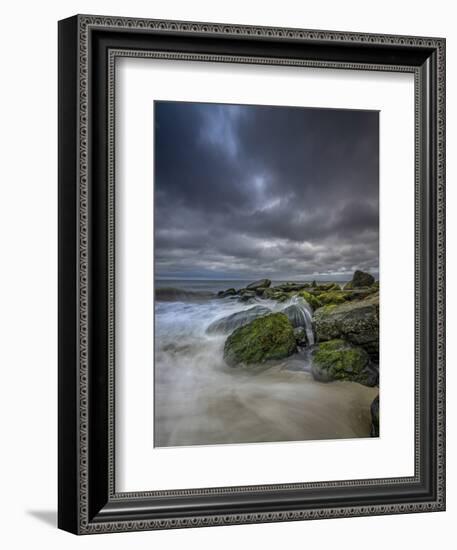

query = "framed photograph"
[58,14,446,534]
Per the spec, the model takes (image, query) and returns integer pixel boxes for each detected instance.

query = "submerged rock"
[246,279,272,290]
[206,306,271,334]
[239,291,257,302]
[310,339,372,385]
[223,313,296,367]
[370,395,379,437]
[314,294,379,356]
[293,327,308,347]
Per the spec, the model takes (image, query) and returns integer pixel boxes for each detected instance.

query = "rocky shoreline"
[213,270,380,437]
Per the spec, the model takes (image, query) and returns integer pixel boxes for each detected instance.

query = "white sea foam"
[154,295,376,447]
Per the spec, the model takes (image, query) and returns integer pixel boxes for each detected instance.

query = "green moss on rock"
[317,290,349,306]
[311,339,370,384]
[313,282,340,291]
[262,288,289,301]
[313,296,379,357]
[298,290,322,311]
[223,313,296,366]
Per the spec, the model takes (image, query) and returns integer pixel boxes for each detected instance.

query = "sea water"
[154,280,377,447]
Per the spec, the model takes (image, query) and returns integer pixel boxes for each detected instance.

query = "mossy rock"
[262,288,289,301]
[223,313,296,366]
[273,282,311,292]
[313,282,340,292]
[313,296,379,357]
[298,290,322,311]
[316,290,349,306]
[311,339,370,384]
[246,278,271,290]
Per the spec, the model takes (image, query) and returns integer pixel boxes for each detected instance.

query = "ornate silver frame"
[58,14,445,534]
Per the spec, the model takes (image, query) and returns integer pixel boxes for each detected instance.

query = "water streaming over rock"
[206,305,271,334]
[153,291,376,447]
[279,296,315,345]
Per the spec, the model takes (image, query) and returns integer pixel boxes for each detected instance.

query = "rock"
[239,291,256,302]
[314,294,379,356]
[314,283,340,291]
[273,282,310,292]
[370,395,379,436]
[246,279,271,290]
[342,289,377,301]
[281,300,313,330]
[365,362,379,386]
[206,306,271,334]
[293,327,308,346]
[348,270,375,289]
[217,288,237,298]
[310,339,372,384]
[297,290,322,311]
[263,288,289,301]
[262,288,277,299]
[223,313,297,366]
[316,290,349,306]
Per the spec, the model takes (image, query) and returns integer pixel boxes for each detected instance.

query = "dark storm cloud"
[154,101,379,280]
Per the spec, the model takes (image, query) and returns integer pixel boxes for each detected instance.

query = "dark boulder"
[217,288,237,298]
[239,291,257,302]
[293,327,308,347]
[246,279,272,290]
[345,270,375,289]
[370,395,380,437]
[273,282,310,292]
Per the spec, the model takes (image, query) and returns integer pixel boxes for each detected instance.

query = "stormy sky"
[154,101,379,281]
